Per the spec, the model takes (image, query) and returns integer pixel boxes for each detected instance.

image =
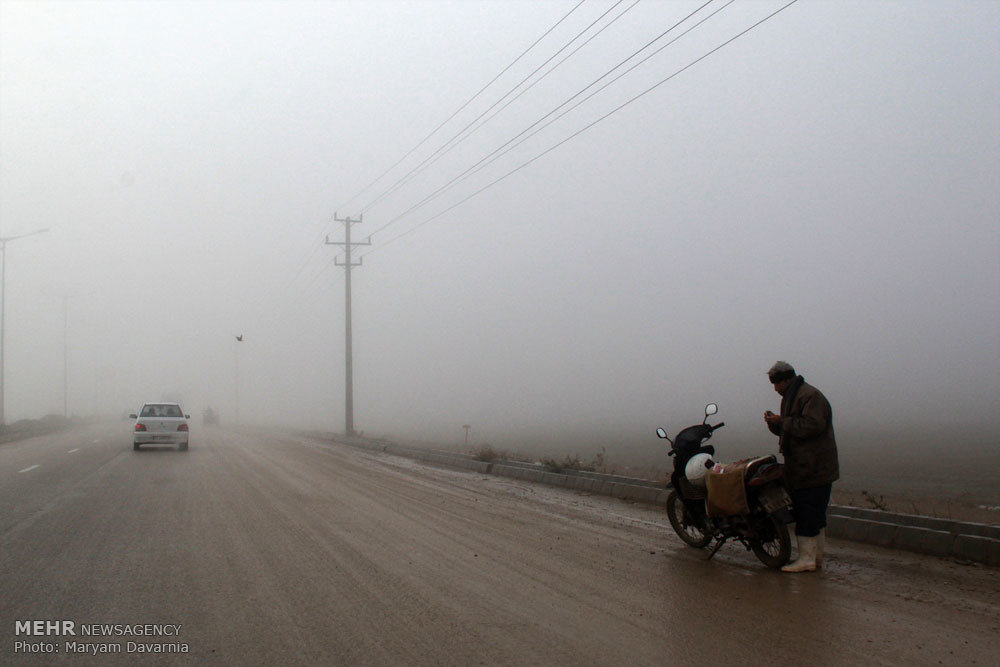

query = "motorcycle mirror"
[655,427,668,439]
[704,403,718,417]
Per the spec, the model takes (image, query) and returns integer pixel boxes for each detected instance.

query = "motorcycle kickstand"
[705,538,726,560]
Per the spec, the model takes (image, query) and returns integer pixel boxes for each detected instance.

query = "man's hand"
[764,410,781,426]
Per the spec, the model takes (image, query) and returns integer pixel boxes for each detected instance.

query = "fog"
[1,1,997,467]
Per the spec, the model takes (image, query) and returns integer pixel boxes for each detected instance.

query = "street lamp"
[0,228,49,426]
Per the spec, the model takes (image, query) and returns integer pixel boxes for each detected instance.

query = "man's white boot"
[782,535,818,573]
[816,529,825,569]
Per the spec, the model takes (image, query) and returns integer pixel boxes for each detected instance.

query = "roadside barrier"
[315,433,999,566]
[826,506,999,565]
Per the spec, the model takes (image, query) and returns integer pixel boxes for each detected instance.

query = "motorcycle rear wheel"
[666,490,712,548]
[750,514,792,569]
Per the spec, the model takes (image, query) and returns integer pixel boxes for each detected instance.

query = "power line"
[235,3,589,322]
[394,0,734,230]
[232,0,788,331]
[365,0,723,242]
[361,0,800,259]
[248,1,590,316]
[334,0,587,215]
[359,0,633,214]
[412,0,642,186]
[201,0,734,345]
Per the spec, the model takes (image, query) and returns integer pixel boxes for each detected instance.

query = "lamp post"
[0,228,49,426]
[234,334,243,423]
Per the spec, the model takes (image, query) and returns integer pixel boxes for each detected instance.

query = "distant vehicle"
[130,402,190,452]
[202,407,219,425]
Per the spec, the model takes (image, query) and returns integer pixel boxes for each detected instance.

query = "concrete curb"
[311,433,998,566]
[825,506,1000,564]
[824,505,1000,540]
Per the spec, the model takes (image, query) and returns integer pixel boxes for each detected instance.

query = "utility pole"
[63,296,68,418]
[326,213,370,437]
[0,228,48,426]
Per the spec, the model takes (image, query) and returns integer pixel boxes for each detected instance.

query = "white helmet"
[684,453,715,486]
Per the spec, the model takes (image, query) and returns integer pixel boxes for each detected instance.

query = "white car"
[130,402,190,451]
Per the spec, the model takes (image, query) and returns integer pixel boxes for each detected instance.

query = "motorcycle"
[656,403,793,568]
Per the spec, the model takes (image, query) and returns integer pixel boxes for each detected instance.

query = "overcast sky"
[1,0,997,461]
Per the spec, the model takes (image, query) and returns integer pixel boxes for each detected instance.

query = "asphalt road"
[2,423,997,666]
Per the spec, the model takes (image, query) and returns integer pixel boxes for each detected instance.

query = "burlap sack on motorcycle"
[705,460,750,517]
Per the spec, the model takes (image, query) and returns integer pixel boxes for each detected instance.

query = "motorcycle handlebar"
[709,422,725,432]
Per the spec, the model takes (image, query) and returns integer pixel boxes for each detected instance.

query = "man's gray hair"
[767,361,796,384]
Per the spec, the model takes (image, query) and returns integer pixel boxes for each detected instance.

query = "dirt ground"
[831,478,999,525]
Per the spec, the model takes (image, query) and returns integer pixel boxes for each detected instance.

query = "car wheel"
[133,442,140,451]
[178,442,188,452]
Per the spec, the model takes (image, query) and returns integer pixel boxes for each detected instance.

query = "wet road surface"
[2,424,996,665]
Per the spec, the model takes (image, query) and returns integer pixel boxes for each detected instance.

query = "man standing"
[764,361,839,573]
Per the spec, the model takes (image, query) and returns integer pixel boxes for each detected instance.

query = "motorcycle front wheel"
[750,514,792,568]
[666,490,712,548]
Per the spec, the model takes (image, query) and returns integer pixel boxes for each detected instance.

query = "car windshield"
[141,404,182,418]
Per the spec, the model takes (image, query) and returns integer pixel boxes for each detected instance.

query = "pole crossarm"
[325,236,372,247]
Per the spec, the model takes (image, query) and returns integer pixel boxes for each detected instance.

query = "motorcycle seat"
[746,456,784,488]
[744,455,776,476]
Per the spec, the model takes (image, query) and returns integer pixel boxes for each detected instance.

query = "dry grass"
[472,445,500,462]
[540,454,596,474]
[861,490,890,511]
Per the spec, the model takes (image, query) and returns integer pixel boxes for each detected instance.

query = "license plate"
[759,486,791,513]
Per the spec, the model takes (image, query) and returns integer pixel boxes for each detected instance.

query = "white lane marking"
[18,465,40,473]
[68,448,80,453]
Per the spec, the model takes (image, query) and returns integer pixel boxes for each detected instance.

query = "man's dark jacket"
[767,376,840,489]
